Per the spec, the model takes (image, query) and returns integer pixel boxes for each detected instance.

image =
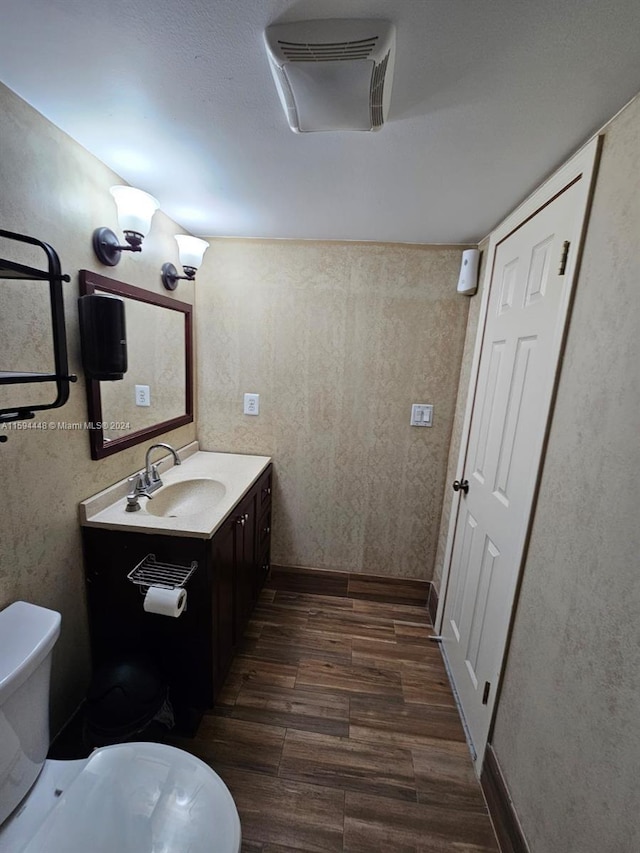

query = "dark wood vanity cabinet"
[83,529,212,711]
[213,465,272,688]
[82,464,272,722]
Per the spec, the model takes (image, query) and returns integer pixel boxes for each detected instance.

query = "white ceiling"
[1,1,640,244]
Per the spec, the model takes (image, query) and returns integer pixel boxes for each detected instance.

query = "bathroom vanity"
[80,445,272,723]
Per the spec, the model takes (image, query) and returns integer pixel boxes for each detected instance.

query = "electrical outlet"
[135,384,151,407]
[244,393,260,415]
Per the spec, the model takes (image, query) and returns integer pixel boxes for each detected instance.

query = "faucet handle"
[149,463,161,484]
[129,471,153,491]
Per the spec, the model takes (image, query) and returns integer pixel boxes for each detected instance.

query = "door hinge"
[558,240,570,275]
[482,681,491,705]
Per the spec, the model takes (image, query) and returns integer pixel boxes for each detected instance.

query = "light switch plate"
[244,393,260,415]
[410,403,433,426]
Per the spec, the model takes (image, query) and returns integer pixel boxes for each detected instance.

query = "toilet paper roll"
[143,586,187,618]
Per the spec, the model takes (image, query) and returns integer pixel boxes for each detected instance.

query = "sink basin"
[145,478,226,518]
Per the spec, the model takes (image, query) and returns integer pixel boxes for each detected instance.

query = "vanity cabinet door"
[209,467,271,690]
[234,489,257,641]
[255,505,272,601]
[254,465,273,600]
[211,514,235,692]
[259,466,272,509]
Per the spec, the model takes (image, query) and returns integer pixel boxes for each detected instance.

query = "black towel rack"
[0,229,77,439]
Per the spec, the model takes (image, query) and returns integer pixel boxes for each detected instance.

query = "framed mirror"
[79,270,193,460]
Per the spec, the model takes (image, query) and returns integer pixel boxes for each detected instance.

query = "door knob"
[452,479,469,494]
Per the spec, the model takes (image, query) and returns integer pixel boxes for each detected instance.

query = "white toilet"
[0,601,241,853]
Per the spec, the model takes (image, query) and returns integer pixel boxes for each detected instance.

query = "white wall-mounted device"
[457,249,480,296]
[244,393,260,415]
[264,19,396,133]
[135,384,151,407]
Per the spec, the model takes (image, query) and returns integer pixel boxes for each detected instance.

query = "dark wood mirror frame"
[79,270,193,460]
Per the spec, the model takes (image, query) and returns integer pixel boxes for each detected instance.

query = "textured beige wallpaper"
[0,82,196,731]
[485,96,640,851]
[196,239,470,579]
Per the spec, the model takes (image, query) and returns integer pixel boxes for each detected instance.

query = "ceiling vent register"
[264,19,396,133]
[277,37,379,62]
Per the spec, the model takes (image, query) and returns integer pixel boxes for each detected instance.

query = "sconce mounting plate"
[161,262,179,291]
[93,227,122,266]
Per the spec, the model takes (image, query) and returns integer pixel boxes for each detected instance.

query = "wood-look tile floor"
[169,587,499,853]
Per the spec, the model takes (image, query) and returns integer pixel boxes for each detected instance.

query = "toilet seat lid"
[20,742,241,853]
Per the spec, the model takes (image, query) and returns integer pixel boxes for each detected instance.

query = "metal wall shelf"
[0,228,77,430]
[0,370,68,384]
[127,554,198,592]
[0,257,70,281]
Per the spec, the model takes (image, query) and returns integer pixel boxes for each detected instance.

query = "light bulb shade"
[175,235,209,271]
[110,186,160,237]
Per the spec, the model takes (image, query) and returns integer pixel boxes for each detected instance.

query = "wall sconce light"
[161,235,210,290]
[93,185,160,266]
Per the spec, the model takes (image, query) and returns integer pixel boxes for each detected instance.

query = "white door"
[440,145,599,762]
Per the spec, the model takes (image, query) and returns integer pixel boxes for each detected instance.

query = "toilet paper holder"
[127,553,198,594]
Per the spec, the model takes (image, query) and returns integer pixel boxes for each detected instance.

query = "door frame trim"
[434,134,603,765]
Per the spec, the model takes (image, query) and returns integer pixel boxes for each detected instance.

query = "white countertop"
[79,443,271,539]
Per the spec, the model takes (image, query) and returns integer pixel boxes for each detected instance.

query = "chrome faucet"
[125,443,181,511]
[144,442,181,490]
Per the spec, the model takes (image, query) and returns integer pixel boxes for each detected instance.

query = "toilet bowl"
[0,601,241,853]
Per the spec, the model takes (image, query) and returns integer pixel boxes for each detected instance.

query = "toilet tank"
[0,602,61,825]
